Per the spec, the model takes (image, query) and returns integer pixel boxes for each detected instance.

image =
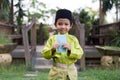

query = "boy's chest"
[51,35,74,46]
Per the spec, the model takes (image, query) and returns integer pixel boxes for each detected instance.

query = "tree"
[73,9,90,25]
[73,8,99,25]
[9,0,13,24]
[73,8,99,45]
[93,0,119,24]
[0,0,10,22]
[14,0,26,26]
[27,1,49,23]
[102,0,118,14]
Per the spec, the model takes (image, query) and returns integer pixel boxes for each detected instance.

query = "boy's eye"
[58,23,69,26]
[65,23,68,25]
[58,23,62,25]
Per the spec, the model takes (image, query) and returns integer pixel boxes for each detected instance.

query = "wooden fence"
[22,16,36,70]
[92,21,120,45]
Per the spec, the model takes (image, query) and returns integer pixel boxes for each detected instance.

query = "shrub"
[109,30,120,47]
[0,34,12,44]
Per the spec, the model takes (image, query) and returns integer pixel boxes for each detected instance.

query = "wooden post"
[74,16,86,71]
[22,24,31,67]
[30,16,36,70]
[22,16,37,71]
[39,23,44,45]
[31,16,36,49]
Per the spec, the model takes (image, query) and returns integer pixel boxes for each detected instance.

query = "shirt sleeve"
[41,37,54,59]
[68,37,83,59]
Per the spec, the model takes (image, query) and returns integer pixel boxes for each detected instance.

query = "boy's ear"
[70,23,73,28]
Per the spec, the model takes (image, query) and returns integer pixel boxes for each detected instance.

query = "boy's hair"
[54,9,73,24]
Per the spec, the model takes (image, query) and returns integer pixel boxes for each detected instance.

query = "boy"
[41,9,83,80]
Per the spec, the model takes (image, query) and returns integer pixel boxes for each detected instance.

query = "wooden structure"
[39,23,44,45]
[0,23,14,34]
[92,21,120,45]
[0,23,22,43]
[74,16,86,70]
[69,19,120,69]
[22,16,36,70]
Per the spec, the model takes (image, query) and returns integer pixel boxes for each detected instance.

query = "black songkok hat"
[55,9,73,24]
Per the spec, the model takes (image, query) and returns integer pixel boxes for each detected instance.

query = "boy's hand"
[52,42,60,50]
[62,42,71,50]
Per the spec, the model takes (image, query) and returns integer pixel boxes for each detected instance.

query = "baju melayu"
[41,33,83,80]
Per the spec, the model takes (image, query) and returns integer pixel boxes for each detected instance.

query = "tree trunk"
[0,0,3,16]
[99,0,105,25]
[9,0,14,24]
[9,0,14,34]
[0,0,3,9]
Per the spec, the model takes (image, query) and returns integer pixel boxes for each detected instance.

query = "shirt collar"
[58,32,68,35]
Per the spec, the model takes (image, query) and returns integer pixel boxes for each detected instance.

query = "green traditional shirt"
[41,33,83,65]
[42,33,83,80]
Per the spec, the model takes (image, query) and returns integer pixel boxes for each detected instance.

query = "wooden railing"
[22,16,36,70]
[0,23,15,27]
[92,21,120,45]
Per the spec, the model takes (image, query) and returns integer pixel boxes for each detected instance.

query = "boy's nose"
[61,25,66,28]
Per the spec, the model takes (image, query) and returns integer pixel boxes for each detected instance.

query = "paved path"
[11,45,45,58]
[12,45,100,58]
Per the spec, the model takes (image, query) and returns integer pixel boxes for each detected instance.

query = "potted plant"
[0,33,17,66]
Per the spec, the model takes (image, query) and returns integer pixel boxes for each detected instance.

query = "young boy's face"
[55,18,72,34]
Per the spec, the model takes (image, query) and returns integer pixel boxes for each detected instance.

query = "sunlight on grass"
[0,64,120,80]
[78,68,120,80]
[0,64,26,80]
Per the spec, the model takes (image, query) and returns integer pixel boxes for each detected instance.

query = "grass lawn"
[0,64,120,80]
